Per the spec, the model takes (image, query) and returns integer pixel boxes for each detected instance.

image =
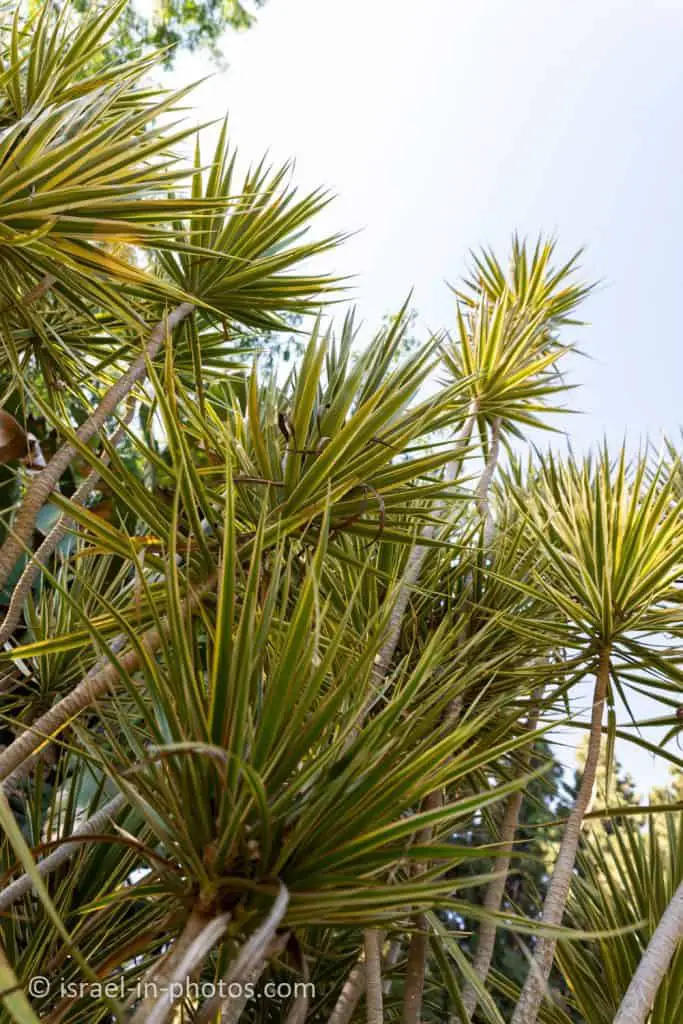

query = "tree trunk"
[194,884,289,1024]
[401,419,502,1024]
[364,405,477,710]
[510,647,610,1024]
[365,929,384,1024]
[402,788,444,1024]
[460,691,542,1021]
[403,914,428,1024]
[327,959,367,1024]
[219,957,270,1023]
[332,406,488,1023]
[129,905,229,1024]
[475,416,502,546]
[326,935,402,1024]
[613,877,683,1024]
[460,789,524,1021]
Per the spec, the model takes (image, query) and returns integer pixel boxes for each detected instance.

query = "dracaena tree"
[555,809,683,1024]
[507,451,683,1024]
[2,6,683,1024]
[0,6,576,1023]
[323,242,592,1024]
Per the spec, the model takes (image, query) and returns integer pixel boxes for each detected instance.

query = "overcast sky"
[155,0,683,790]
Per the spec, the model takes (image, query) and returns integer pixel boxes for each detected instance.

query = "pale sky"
[153,0,683,790]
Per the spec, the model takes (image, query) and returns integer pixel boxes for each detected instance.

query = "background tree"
[448,737,575,1022]
[508,449,683,1024]
[37,0,268,66]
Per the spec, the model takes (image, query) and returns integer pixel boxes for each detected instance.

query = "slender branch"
[283,941,312,1024]
[326,935,401,1024]
[0,793,126,913]
[364,928,384,1024]
[613,877,683,1024]
[511,648,610,1024]
[194,883,289,1024]
[402,916,428,1024]
[333,410,498,1024]
[129,907,231,1024]
[476,415,502,547]
[327,958,367,1024]
[0,272,56,315]
[0,576,215,792]
[401,415,504,1024]
[402,787,443,1024]
[0,411,135,651]
[218,955,273,1024]
[1,634,127,792]
[0,302,194,594]
[459,692,542,1021]
[457,794,525,1022]
[365,403,478,713]
[329,408,479,1022]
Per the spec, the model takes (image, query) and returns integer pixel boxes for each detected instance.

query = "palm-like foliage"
[510,450,683,654]
[0,2,339,404]
[0,6,682,1024]
[0,297,550,1020]
[506,450,683,1024]
[441,239,590,437]
[554,812,683,1024]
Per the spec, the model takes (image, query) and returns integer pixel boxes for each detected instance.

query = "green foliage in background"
[36,0,267,66]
